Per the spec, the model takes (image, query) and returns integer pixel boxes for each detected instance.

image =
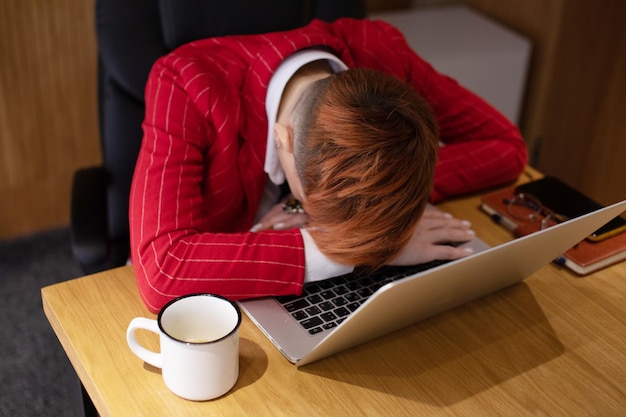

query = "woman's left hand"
[388,206,475,266]
[250,198,309,232]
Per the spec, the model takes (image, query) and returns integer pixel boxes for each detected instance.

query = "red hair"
[293,68,439,267]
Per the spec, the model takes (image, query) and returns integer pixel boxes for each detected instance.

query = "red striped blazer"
[130,18,527,312]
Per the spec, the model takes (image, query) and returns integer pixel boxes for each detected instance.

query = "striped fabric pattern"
[129,18,527,312]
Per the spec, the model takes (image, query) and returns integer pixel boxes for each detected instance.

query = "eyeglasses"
[505,193,569,230]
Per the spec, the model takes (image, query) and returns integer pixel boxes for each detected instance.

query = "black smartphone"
[514,176,626,242]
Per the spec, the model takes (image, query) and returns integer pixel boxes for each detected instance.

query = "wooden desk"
[42,177,626,416]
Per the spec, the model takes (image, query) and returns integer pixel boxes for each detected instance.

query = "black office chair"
[70,0,367,276]
[70,3,367,416]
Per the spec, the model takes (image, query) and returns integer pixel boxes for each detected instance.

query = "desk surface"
[42,171,626,416]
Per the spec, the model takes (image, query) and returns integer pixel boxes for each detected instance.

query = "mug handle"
[126,317,163,369]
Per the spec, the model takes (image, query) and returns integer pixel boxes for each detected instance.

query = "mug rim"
[157,293,242,345]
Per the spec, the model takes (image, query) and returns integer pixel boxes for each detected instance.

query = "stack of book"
[480,178,626,275]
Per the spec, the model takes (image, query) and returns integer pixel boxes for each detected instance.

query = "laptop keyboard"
[276,261,448,336]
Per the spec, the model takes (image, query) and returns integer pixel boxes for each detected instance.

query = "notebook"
[480,182,626,275]
[239,199,626,367]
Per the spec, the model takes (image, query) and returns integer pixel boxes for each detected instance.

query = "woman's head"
[290,68,439,267]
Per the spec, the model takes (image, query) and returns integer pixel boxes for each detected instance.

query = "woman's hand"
[250,197,310,232]
[389,206,475,266]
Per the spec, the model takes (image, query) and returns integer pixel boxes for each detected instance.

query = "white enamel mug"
[126,293,241,401]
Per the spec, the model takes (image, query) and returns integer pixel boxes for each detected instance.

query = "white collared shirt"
[256,49,353,282]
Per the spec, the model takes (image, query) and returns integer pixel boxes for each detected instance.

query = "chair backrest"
[95,0,367,260]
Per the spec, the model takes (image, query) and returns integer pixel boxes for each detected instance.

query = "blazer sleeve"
[373,21,529,202]
[129,54,306,313]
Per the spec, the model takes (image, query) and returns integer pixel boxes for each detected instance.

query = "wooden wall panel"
[538,0,626,204]
[464,0,626,204]
[580,23,626,204]
[0,0,100,239]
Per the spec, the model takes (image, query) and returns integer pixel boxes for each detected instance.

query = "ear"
[274,123,294,153]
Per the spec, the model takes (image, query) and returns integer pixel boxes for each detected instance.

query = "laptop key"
[300,317,323,330]
[333,285,349,296]
[277,295,298,304]
[331,297,347,307]
[346,302,361,312]
[345,281,361,291]
[291,311,308,321]
[305,283,321,294]
[318,280,335,290]
[334,307,350,317]
[320,312,337,322]
[305,306,322,316]
[307,294,323,304]
[308,327,324,335]
[345,293,361,302]
[357,288,373,298]
[320,290,335,300]
[283,299,310,312]
[319,301,334,311]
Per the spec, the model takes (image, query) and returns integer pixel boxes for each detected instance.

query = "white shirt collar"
[264,49,348,185]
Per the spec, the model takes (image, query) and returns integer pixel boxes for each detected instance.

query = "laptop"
[239,199,626,367]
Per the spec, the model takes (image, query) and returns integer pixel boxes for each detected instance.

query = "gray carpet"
[0,228,84,417]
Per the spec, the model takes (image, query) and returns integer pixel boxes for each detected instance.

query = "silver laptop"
[239,199,626,367]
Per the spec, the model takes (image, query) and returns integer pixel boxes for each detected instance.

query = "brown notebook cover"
[480,185,626,275]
